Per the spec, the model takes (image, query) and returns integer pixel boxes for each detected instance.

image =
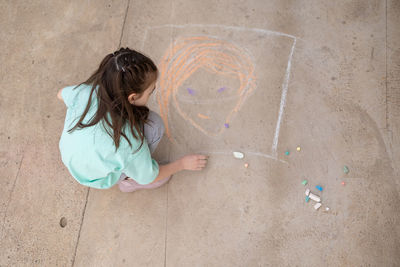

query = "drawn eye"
[187,88,195,95]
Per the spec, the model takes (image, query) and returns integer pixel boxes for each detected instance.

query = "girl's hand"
[180,154,209,171]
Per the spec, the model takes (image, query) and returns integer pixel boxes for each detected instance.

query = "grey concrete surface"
[0,0,399,266]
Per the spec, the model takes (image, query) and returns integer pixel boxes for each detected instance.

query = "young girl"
[57,47,208,192]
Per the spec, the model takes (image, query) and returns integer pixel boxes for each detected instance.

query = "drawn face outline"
[157,35,257,142]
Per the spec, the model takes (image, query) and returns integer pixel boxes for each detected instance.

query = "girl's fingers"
[193,155,208,170]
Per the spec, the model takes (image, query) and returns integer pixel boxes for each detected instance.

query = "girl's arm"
[150,154,208,184]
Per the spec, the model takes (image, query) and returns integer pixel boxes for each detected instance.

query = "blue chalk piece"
[305,196,310,202]
[224,123,229,128]
[187,88,195,95]
[285,150,290,156]
[316,185,323,191]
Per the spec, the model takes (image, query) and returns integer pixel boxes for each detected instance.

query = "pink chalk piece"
[187,88,195,95]
[341,181,346,186]
[224,123,229,128]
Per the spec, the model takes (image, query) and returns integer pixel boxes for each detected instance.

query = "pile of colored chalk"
[303,183,329,211]
[305,188,323,210]
[293,145,352,212]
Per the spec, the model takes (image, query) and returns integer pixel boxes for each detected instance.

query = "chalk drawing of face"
[143,25,297,161]
[157,36,257,143]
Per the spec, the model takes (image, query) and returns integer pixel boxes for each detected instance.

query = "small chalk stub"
[285,150,290,155]
[233,151,244,159]
[309,192,321,202]
[224,123,229,128]
[305,196,310,202]
[305,189,310,196]
[316,185,323,191]
[314,203,322,210]
[341,181,346,186]
[325,207,330,211]
[296,146,301,151]
[302,180,308,185]
[244,163,249,168]
[343,165,349,174]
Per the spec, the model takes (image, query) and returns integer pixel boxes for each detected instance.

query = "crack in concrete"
[386,0,388,130]
[118,0,130,49]
[0,152,24,240]
[71,187,90,267]
[164,185,169,267]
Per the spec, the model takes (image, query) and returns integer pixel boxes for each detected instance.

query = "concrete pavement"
[0,0,399,266]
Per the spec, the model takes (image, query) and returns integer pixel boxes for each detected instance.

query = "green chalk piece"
[305,196,310,202]
[285,150,290,156]
[343,165,349,174]
[302,180,308,185]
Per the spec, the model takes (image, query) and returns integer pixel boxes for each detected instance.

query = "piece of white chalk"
[233,151,244,159]
[314,203,322,210]
[325,207,330,211]
[309,193,321,202]
[305,189,310,196]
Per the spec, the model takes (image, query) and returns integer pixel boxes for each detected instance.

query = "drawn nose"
[198,113,211,120]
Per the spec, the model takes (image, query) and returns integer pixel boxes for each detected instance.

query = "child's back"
[59,83,159,189]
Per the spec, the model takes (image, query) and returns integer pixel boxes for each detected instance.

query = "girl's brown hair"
[67,47,158,154]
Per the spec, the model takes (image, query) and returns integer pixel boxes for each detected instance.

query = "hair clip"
[114,57,120,71]
[113,52,131,72]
